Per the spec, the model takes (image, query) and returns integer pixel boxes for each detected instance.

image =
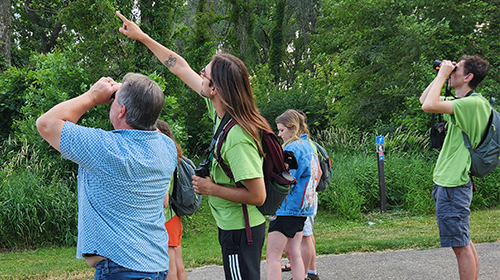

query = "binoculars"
[194,159,210,178]
[433,60,456,72]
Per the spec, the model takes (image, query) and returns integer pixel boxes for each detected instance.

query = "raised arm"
[419,79,435,105]
[36,77,120,151]
[116,11,203,95]
[420,60,454,114]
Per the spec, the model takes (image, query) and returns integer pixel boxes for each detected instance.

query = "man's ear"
[210,86,217,96]
[118,104,127,119]
[465,73,474,83]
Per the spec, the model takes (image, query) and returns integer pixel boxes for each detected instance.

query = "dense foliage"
[1,0,499,249]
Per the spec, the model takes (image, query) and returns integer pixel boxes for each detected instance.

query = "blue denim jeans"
[94,258,168,280]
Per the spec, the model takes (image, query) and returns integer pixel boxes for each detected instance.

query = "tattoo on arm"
[164,55,177,69]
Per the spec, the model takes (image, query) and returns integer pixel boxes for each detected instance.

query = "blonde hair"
[275,109,309,147]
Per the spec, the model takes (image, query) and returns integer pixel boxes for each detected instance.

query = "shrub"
[315,126,500,218]
[0,141,78,250]
[0,51,188,250]
[318,152,370,220]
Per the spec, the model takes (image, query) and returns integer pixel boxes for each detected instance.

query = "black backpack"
[430,113,446,149]
[311,141,332,192]
[214,117,297,244]
[169,156,202,216]
[462,95,500,178]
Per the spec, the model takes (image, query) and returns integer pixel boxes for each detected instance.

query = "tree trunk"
[269,0,285,86]
[0,0,11,71]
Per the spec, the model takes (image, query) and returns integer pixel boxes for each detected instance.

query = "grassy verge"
[1,208,499,279]
[314,207,500,255]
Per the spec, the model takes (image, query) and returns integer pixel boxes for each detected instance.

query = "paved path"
[185,242,500,279]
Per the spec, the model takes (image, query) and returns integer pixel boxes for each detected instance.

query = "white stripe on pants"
[229,254,242,280]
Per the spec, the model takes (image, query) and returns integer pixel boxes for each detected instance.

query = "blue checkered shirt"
[60,121,177,272]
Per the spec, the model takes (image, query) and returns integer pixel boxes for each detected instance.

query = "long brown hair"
[210,53,271,156]
[156,119,183,163]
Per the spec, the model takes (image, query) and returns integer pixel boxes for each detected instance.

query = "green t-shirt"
[433,94,491,186]
[163,179,175,221]
[205,99,265,230]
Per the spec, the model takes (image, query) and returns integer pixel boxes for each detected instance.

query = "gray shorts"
[303,195,318,236]
[303,215,315,236]
[432,181,473,248]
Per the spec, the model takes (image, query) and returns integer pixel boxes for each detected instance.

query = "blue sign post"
[376,136,387,213]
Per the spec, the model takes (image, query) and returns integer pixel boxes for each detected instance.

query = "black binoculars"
[194,159,210,178]
[433,60,456,72]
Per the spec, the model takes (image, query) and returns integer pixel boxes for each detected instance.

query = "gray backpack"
[463,99,500,178]
[311,141,333,192]
[169,156,202,216]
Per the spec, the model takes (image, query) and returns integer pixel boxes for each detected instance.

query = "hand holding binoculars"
[433,60,456,72]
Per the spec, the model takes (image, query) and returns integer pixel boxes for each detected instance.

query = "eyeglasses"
[200,68,211,82]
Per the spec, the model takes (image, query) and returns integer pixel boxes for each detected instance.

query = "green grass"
[1,207,499,280]
[0,247,94,280]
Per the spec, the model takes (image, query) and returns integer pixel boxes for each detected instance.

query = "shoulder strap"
[213,118,255,245]
[463,94,492,150]
[462,131,472,149]
[208,113,232,155]
[171,167,179,199]
[213,118,241,185]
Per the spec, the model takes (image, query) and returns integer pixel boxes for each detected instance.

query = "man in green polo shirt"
[420,55,490,280]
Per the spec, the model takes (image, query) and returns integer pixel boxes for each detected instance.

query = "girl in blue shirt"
[266,109,320,280]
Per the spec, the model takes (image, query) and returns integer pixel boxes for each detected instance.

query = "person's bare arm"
[36,77,120,151]
[421,60,454,114]
[192,176,266,206]
[116,11,203,95]
[419,79,435,105]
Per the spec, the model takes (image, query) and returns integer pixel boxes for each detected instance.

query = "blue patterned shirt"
[60,121,177,272]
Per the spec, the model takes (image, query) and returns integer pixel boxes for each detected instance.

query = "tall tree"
[11,0,75,66]
[223,0,258,65]
[0,0,11,71]
[286,0,321,78]
[269,0,285,85]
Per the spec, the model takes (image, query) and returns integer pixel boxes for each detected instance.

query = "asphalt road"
[185,241,500,279]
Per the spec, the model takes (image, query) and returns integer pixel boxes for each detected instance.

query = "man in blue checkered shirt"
[36,73,177,279]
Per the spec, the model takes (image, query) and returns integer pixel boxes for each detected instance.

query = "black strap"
[431,113,443,126]
[444,79,455,99]
[464,90,475,98]
[208,113,232,155]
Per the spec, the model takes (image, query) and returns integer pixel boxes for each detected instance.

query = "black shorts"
[218,222,266,280]
[268,216,307,238]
